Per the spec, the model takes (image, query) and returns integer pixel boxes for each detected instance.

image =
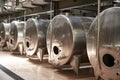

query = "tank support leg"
[18,43,23,55]
[70,55,81,75]
[37,48,44,61]
[7,42,10,51]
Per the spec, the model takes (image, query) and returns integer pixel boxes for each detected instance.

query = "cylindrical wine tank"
[47,15,93,66]
[8,21,26,53]
[0,23,10,48]
[24,18,49,56]
[87,7,120,80]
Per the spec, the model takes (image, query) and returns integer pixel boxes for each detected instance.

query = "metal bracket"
[70,55,81,75]
[37,48,44,61]
[6,41,10,50]
[18,43,23,55]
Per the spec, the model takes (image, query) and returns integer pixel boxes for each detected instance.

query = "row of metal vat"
[0,7,120,80]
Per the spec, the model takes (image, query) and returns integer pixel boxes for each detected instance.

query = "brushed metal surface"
[0,23,10,48]
[87,7,120,80]
[47,15,93,66]
[24,18,49,56]
[9,21,26,51]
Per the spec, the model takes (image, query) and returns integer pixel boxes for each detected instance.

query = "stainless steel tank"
[8,21,26,54]
[87,7,120,80]
[24,18,49,61]
[0,22,10,48]
[47,15,93,74]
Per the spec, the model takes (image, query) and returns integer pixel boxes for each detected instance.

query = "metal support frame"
[70,55,81,75]
[0,2,98,22]
[52,1,60,16]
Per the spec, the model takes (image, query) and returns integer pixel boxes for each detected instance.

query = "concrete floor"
[0,51,96,80]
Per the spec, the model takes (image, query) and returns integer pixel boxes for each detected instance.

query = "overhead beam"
[32,0,49,6]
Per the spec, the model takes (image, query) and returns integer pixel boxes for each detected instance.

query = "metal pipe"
[5,2,98,21]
